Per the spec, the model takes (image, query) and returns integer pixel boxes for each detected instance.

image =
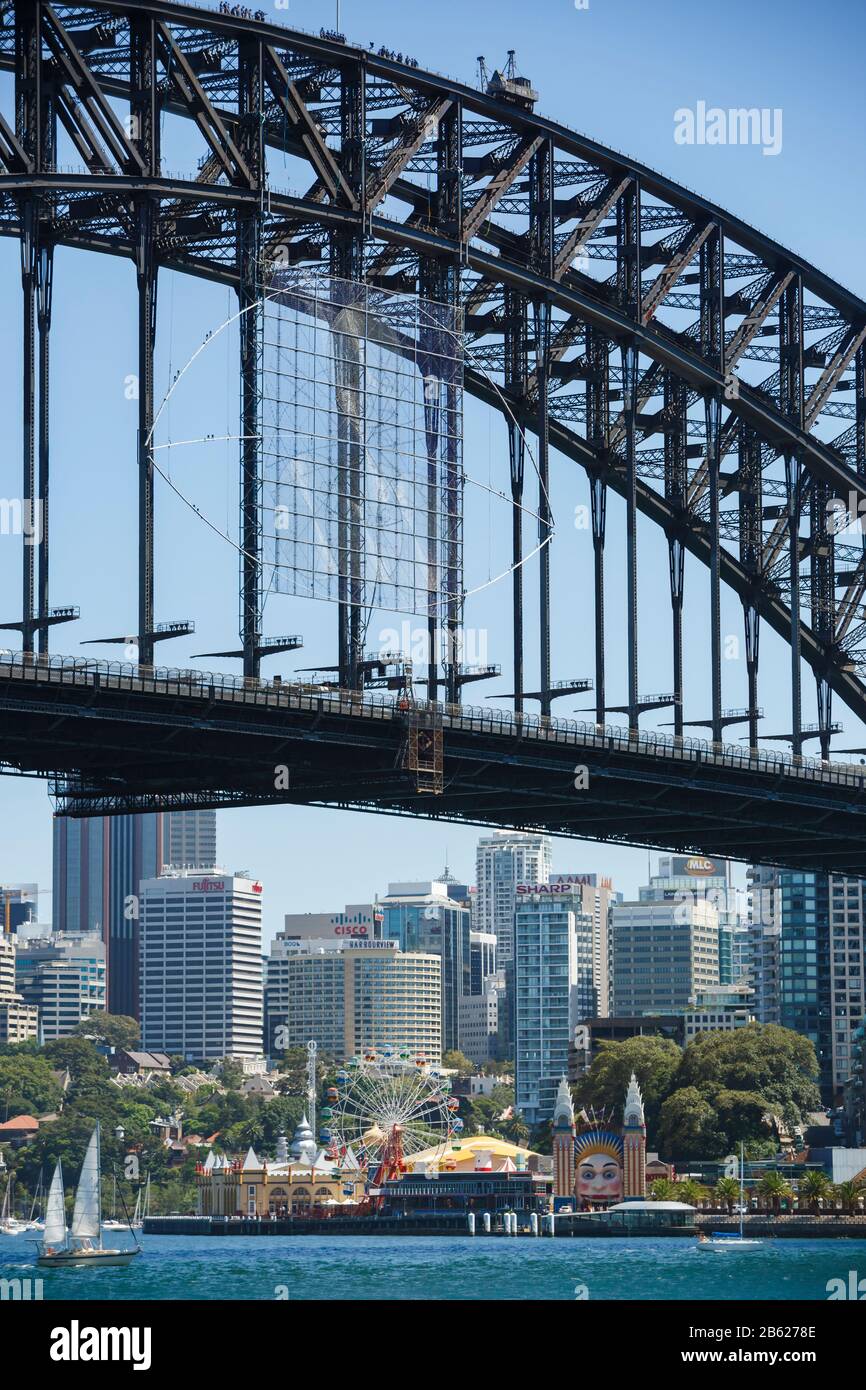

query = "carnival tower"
[622,1071,647,1200]
[552,1075,576,1199]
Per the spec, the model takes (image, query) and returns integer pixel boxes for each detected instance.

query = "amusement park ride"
[323,1050,460,1208]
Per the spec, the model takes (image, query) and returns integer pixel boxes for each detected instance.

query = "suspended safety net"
[260,271,464,622]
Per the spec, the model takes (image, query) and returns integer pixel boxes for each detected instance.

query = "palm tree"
[798,1169,832,1213]
[757,1170,792,1214]
[835,1180,864,1215]
[716,1176,740,1213]
[649,1178,677,1201]
[679,1179,711,1208]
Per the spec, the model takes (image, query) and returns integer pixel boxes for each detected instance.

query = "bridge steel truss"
[2,1,866,862]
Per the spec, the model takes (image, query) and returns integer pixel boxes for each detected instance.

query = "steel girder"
[2,0,866,745]
[3,655,866,876]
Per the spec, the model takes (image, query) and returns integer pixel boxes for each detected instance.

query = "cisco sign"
[334,925,369,937]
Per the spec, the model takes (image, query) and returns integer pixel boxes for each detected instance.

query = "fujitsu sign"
[193,879,225,892]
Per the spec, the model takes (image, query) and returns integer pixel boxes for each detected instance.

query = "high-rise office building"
[52,810,218,1018]
[474,832,551,965]
[682,984,756,1040]
[282,903,382,942]
[53,813,162,1018]
[469,930,497,994]
[745,864,782,1024]
[457,985,501,1067]
[164,810,218,870]
[551,873,619,1017]
[0,932,14,998]
[380,882,471,1054]
[140,870,263,1061]
[264,936,442,1062]
[0,934,39,1043]
[775,871,833,1096]
[744,866,864,1101]
[611,897,719,1015]
[827,875,864,1096]
[514,882,595,1127]
[640,855,745,985]
[15,931,106,1040]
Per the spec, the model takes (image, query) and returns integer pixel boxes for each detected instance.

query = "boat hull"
[698,1239,764,1250]
[37,1247,141,1269]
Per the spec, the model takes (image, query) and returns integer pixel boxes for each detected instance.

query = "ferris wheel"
[324,1050,460,1175]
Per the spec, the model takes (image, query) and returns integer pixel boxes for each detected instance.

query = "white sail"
[43,1161,68,1248]
[71,1125,102,1242]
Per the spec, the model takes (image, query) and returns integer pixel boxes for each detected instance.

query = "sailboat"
[1,1178,26,1235]
[25,1171,45,1232]
[104,1172,148,1231]
[37,1124,141,1269]
[102,1174,126,1230]
[698,1143,763,1250]
[1,1175,28,1235]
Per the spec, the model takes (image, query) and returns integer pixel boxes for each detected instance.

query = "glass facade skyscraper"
[514,884,595,1127]
[53,813,162,1019]
[380,882,471,1054]
[778,871,832,1096]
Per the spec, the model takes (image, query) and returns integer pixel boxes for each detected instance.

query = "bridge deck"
[1,653,864,875]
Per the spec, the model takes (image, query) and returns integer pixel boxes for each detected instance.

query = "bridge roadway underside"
[1,659,865,875]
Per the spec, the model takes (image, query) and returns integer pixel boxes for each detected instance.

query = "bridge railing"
[1,649,863,789]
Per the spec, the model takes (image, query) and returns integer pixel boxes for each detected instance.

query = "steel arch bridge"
[2,0,866,873]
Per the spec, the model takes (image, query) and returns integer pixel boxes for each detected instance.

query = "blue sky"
[0,0,863,941]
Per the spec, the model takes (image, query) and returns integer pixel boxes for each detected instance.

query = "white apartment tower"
[140,871,263,1061]
[475,832,551,965]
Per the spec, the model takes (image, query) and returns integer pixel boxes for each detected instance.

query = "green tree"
[711,1089,770,1146]
[273,1046,332,1099]
[715,1176,740,1213]
[43,1036,109,1089]
[529,1119,553,1155]
[441,1050,475,1077]
[656,1086,726,1161]
[576,1036,682,1135]
[798,1169,832,1212]
[678,1178,711,1207]
[503,1113,530,1146]
[835,1180,864,1214]
[218,1059,244,1091]
[73,1012,140,1050]
[757,1170,793,1213]
[0,1053,62,1118]
[675,1025,820,1129]
[649,1177,677,1201]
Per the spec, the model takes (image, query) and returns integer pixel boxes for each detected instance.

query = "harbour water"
[3,1233,865,1300]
